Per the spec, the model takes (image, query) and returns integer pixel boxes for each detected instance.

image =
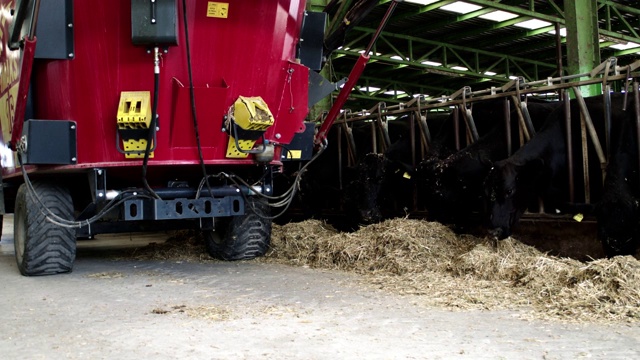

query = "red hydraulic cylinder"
[315,53,369,145]
[315,0,400,145]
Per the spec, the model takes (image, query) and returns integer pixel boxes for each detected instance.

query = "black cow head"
[344,153,386,226]
[484,158,545,239]
[597,194,640,257]
[428,153,492,226]
[416,155,442,209]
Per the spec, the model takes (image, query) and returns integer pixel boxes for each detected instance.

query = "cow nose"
[361,210,382,224]
[489,227,503,240]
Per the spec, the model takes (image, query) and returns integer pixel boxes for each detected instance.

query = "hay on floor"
[123,217,640,323]
[126,230,213,263]
[267,218,640,323]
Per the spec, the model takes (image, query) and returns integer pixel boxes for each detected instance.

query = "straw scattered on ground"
[266,219,640,323]
[125,230,213,263]
[86,271,125,279]
[127,218,640,323]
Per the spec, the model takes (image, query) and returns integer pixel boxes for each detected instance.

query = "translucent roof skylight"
[384,90,406,95]
[421,60,442,66]
[479,10,518,22]
[609,42,640,50]
[439,1,482,14]
[513,19,552,29]
[404,0,439,5]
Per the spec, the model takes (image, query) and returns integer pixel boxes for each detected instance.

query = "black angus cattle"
[346,99,524,229]
[296,117,423,230]
[420,99,514,167]
[423,100,561,232]
[483,93,632,240]
[416,99,525,211]
[596,109,640,257]
[295,121,377,229]
[342,113,450,227]
[348,100,513,227]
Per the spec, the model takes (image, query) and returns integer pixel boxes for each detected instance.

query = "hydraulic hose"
[141,47,161,199]
[182,0,214,198]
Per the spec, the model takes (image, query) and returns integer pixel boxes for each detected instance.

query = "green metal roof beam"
[613,47,640,57]
[543,0,564,17]
[387,0,457,22]
[469,24,557,50]
[607,4,639,38]
[438,16,537,43]
[349,26,555,68]
[463,0,640,45]
[334,49,544,83]
[461,0,564,23]
[598,0,640,16]
[335,73,458,95]
[380,35,408,60]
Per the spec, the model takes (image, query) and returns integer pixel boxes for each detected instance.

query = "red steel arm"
[315,0,400,145]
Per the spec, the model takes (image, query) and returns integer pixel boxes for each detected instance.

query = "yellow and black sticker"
[207,2,229,18]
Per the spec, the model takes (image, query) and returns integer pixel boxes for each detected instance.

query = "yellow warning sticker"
[288,150,302,159]
[207,2,229,18]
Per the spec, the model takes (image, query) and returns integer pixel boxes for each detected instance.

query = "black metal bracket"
[123,196,245,221]
[88,168,107,204]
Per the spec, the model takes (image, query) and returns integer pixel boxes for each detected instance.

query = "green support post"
[564,0,601,96]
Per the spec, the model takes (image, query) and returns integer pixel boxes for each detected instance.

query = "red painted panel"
[2,0,310,178]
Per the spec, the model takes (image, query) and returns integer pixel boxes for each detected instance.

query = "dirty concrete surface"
[1,215,639,359]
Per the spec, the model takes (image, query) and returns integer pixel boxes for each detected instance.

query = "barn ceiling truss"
[321,0,640,109]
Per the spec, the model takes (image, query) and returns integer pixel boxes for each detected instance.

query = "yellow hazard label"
[287,150,302,159]
[207,2,229,18]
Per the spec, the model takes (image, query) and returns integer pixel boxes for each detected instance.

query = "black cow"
[419,99,514,167]
[296,117,422,230]
[424,100,561,232]
[345,100,520,227]
[345,99,523,228]
[416,99,526,210]
[296,122,377,228]
[484,93,631,240]
[349,100,513,226]
[342,112,450,226]
[596,109,640,257]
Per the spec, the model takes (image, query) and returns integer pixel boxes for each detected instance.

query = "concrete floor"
[1,215,640,359]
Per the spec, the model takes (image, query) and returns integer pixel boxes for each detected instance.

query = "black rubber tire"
[14,182,76,276]
[204,198,271,260]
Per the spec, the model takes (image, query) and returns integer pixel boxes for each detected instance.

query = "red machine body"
[1,0,309,180]
[0,0,399,276]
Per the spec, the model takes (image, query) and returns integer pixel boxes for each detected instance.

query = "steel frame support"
[565,0,601,97]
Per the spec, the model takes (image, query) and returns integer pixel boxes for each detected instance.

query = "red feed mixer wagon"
[0,0,359,276]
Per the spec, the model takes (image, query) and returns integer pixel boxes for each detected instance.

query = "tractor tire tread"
[206,199,271,261]
[16,183,75,276]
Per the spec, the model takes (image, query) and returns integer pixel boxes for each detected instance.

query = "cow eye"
[506,188,514,196]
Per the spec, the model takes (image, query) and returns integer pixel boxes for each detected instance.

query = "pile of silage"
[267,218,640,323]
[126,230,212,263]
